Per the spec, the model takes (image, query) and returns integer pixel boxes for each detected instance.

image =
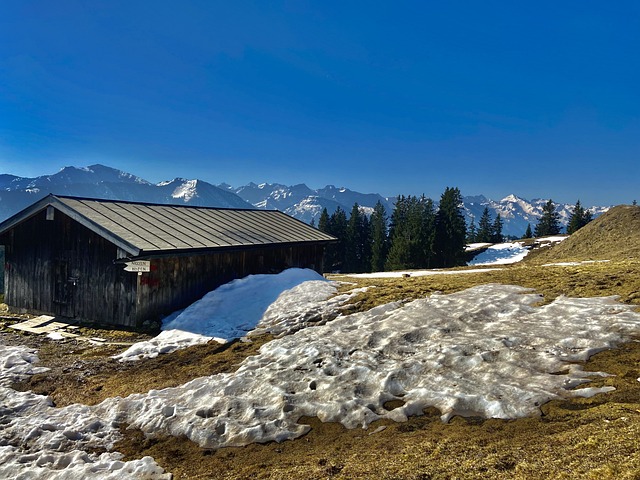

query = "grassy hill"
[527,204,640,263]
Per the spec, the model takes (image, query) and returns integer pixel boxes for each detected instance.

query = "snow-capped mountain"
[0,164,609,237]
[222,182,395,224]
[0,165,252,220]
[463,194,609,237]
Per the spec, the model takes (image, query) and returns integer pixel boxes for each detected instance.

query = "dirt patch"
[3,324,273,407]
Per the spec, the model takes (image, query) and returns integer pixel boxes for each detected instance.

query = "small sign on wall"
[124,260,151,272]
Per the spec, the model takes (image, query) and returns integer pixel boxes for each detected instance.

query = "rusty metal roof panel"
[47,195,336,254]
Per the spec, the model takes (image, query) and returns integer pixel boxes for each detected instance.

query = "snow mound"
[162,268,330,339]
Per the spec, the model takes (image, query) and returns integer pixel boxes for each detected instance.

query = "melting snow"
[468,242,530,266]
[343,268,502,278]
[4,273,640,478]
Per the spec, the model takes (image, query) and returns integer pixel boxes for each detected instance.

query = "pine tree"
[329,207,348,272]
[369,201,388,272]
[566,200,593,234]
[419,195,436,268]
[523,223,533,239]
[433,187,467,268]
[634,200,638,206]
[466,218,477,244]
[490,214,503,243]
[385,195,413,270]
[534,199,561,237]
[318,208,329,233]
[345,203,371,273]
[476,207,493,243]
[385,195,436,270]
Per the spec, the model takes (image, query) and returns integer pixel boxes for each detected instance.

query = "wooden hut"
[0,194,336,328]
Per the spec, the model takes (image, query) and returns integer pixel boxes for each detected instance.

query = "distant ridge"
[0,164,252,220]
[0,163,610,237]
[527,204,640,263]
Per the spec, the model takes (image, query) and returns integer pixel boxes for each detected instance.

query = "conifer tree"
[419,195,436,268]
[566,200,593,234]
[369,201,388,272]
[490,213,503,243]
[534,199,561,237]
[318,208,329,233]
[329,207,348,272]
[523,223,533,239]
[433,187,467,268]
[476,207,493,243]
[385,195,413,270]
[466,218,477,244]
[345,203,371,273]
[385,195,436,270]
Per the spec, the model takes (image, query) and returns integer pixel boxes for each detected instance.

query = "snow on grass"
[342,268,502,279]
[0,345,171,479]
[5,278,640,478]
[113,329,221,362]
[468,242,530,266]
[542,260,611,267]
[465,242,492,251]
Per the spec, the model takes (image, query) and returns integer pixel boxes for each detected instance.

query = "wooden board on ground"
[9,315,73,335]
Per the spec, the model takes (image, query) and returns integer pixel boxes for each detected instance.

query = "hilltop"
[527,204,640,264]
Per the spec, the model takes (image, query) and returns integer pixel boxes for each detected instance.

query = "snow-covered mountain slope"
[0,164,610,235]
[225,182,395,224]
[464,194,609,237]
[0,165,252,220]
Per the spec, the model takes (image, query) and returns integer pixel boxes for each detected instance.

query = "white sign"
[124,260,151,272]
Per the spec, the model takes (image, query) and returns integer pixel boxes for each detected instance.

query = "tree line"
[318,193,596,273]
[318,187,467,273]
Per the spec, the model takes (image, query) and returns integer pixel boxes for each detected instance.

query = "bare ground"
[2,259,640,479]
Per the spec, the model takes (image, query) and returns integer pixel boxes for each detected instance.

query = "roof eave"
[0,194,141,257]
[116,239,336,262]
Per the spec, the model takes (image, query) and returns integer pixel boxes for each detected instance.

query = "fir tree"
[534,199,561,237]
[385,195,413,270]
[566,199,592,234]
[466,218,477,244]
[476,207,493,243]
[329,207,348,272]
[345,203,371,273]
[490,213,503,243]
[318,208,329,233]
[369,201,388,272]
[385,195,436,270]
[433,187,467,268]
[523,223,533,239]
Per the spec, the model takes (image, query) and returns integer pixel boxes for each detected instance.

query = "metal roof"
[0,194,336,257]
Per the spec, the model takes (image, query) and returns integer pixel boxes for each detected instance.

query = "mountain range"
[0,164,609,237]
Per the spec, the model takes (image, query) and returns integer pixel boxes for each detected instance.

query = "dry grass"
[528,204,640,264]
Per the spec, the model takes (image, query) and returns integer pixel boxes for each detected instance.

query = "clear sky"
[1,1,638,205]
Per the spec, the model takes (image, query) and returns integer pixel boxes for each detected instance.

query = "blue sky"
[1,1,638,205]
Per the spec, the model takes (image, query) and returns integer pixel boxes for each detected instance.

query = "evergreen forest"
[318,187,468,273]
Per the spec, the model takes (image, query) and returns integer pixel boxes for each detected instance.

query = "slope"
[527,204,640,263]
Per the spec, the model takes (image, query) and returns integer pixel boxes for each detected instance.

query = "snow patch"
[468,242,530,265]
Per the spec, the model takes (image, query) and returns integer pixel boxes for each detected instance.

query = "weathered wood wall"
[0,209,138,327]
